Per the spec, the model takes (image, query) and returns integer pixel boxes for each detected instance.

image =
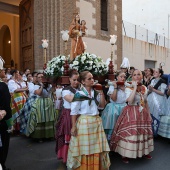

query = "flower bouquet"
[70,52,108,75]
[44,53,108,84]
[70,52,108,83]
[44,55,66,78]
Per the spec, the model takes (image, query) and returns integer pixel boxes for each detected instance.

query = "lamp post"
[108,35,117,80]
[61,30,69,76]
[42,39,49,69]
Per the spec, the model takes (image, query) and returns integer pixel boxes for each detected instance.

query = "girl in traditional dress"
[67,71,110,170]
[26,73,56,141]
[110,69,154,164]
[55,70,79,163]
[19,72,38,135]
[147,68,167,136]
[158,85,170,138]
[101,71,127,141]
[8,69,27,131]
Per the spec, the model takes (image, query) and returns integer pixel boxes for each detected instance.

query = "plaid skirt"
[110,105,154,158]
[11,92,26,120]
[11,92,26,131]
[67,115,110,170]
[19,95,38,134]
[26,97,56,137]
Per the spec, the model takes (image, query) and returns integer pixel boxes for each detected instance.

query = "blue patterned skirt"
[158,97,170,138]
[101,102,126,141]
[147,92,166,136]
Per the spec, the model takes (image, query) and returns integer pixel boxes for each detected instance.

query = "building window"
[145,60,155,69]
[101,0,108,31]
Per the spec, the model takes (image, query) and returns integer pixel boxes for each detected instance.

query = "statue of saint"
[69,13,87,60]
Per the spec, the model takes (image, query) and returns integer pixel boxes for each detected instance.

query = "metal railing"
[122,20,170,48]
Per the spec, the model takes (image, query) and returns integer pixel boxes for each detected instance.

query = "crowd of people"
[55,63,170,169]
[1,55,170,170]
[0,61,57,170]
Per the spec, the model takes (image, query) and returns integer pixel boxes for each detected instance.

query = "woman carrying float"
[101,71,127,141]
[67,71,110,170]
[110,69,154,163]
[55,69,79,163]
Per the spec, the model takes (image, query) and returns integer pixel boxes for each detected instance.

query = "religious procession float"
[42,13,117,85]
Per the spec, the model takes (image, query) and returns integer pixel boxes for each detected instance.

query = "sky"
[122,0,170,38]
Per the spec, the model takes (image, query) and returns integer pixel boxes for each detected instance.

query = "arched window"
[101,0,108,31]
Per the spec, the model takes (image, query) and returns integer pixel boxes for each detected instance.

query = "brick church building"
[0,0,122,72]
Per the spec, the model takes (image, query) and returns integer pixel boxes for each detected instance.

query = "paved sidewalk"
[6,135,170,170]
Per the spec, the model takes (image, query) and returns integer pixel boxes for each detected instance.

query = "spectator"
[0,56,12,170]
[144,68,154,87]
[5,68,12,81]
[26,73,33,83]
[127,66,135,81]
[120,57,130,80]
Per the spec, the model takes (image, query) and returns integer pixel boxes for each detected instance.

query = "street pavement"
[6,135,170,170]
